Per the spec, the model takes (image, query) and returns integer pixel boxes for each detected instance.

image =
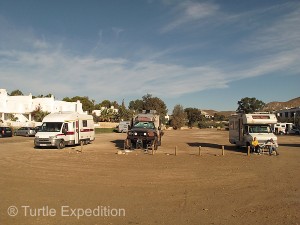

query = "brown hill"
[263,97,300,111]
[202,97,300,117]
[202,109,235,118]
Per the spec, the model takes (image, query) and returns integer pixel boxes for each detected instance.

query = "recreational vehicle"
[272,123,294,135]
[117,121,131,133]
[34,112,95,149]
[229,113,278,147]
[125,110,162,150]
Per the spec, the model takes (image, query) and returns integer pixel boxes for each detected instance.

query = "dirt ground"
[0,129,299,225]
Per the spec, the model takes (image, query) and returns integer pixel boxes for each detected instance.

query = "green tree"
[129,99,144,112]
[184,108,202,127]
[7,114,18,121]
[34,94,53,98]
[100,100,111,108]
[142,94,168,124]
[99,108,118,122]
[170,104,187,129]
[10,89,23,96]
[129,94,168,123]
[63,96,95,113]
[31,106,50,122]
[213,113,226,121]
[111,101,119,109]
[237,97,265,113]
[117,105,133,122]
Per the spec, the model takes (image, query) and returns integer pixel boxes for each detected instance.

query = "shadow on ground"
[279,143,300,148]
[187,142,245,153]
[111,139,125,150]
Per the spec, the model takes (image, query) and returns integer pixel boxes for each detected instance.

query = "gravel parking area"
[0,129,299,225]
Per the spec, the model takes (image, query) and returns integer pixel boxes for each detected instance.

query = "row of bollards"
[121,141,251,157]
[173,145,226,156]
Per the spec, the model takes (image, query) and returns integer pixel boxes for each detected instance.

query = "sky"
[0,0,299,112]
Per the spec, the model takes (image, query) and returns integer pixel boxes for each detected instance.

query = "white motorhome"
[34,112,95,149]
[272,123,294,135]
[229,113,278,147]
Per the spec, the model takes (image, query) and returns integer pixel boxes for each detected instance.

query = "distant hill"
[263,97,300,111]
[202,97,300,117]
[202,109,235,118]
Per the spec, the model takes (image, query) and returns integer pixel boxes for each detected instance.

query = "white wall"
[0,88,83,126]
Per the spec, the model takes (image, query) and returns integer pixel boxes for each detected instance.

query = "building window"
[291,112,295,118]
[285,112,289,118]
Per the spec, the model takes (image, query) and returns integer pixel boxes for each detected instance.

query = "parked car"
[14,127,36,137]
[0,127,13,138]
[289,127,300,135]
[35,126,42,132]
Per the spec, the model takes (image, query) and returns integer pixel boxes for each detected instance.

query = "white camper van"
[34,112,95,149]
[117,121,131,133]
[229,113,278,147]
[272,123,294,135]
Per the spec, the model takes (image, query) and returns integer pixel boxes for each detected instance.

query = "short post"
[222,145,225,156]
[199,146,201,156]
[80,141,83,153]
[247,146,250,156]
[175,146,177,156]
[152,145,154,155]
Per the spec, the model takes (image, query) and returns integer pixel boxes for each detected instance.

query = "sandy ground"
[0,129,299,225]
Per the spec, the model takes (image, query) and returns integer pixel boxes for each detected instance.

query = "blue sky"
[0,0,299,112]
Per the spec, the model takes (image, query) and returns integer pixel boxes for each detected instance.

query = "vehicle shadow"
[279,143,300,148]
[111,139,125,150]
[187,142,244,153]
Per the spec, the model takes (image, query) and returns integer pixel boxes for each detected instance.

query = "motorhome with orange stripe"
[34,112,95,149]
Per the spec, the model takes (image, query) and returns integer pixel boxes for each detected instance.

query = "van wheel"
[57,140,65,149]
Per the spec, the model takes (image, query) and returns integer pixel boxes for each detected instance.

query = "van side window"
[82,120,87,127]
[63,123,68,131]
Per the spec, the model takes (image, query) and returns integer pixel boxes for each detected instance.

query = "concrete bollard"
[222,145,225,156]
[247,146,250,156]
[199,146,201,156]
[80,141,83,153]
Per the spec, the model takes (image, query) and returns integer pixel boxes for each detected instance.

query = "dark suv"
[0,127,13,138]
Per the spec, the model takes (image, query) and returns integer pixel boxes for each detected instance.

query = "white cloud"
[160,1,219,33]
[0,45,230,100]
[240,5,300,54]
[112,27,124,38]
[1,2,299,104]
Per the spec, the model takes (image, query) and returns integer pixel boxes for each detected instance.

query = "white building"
[201,110,213,119]
[0,89,83,126]
[275,107,300,126]
[276,107,300,119]
[92,106,119,116]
